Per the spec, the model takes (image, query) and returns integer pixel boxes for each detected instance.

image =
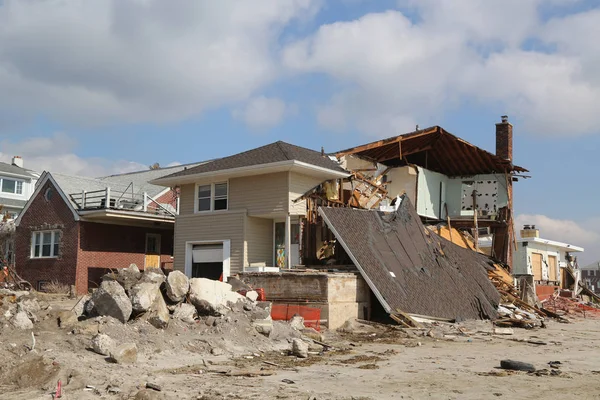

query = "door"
[290,223,301,267]
[274,222,286,268]
[531,253,543,281]
[548,255,558,282]
[145,233,161,269]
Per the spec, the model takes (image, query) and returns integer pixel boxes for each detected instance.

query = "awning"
[319,195,500,321]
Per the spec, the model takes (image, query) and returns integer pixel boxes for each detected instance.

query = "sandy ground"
[2,295,600,400]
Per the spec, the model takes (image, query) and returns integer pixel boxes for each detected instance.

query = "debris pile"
[541,293,600,319]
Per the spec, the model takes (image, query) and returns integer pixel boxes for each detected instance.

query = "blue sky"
[1,0,599,262]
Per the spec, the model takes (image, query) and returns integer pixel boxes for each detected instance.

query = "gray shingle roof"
[0,161,36,178]
[161,141,346,180]
[0,197,28,209]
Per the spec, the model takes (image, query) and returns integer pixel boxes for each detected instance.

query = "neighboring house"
[0,157,39,219]
[151,141,349,281]
[334,116,527,268]
[512,225,584,299]
[581,261,600,294]
[14,163,201,294]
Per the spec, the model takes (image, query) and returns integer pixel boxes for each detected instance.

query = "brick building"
[14,164,200,294]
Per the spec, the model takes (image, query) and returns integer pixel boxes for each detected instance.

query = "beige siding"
[173,211,246,274]
[289,171,326,215]
[179,184,196,215]
[229,172,288,216]
[245,217,273,267]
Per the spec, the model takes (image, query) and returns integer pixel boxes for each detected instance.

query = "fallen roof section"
[319,195,500,321]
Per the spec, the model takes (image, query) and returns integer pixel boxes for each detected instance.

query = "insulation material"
[319,195,500,321]
[461,179,498,215]
[323,180,340,201]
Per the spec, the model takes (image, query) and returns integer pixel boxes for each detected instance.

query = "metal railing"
[70,188,176,217]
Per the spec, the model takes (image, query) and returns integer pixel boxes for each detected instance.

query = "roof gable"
[0,161,37,179]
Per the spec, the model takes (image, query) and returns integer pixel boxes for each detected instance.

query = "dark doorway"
[192,262,223,280]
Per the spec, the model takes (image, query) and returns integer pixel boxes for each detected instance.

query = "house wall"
[229,172,288,216]
[15,179,80,292]
[78,222,174,292]
[416,167,448,219]
[173,210,246,274]
[289,171,326,216]
[446,174,509,218]
[513,241,565,282]
[384,166,417,205]
[245,216,273,267]
[0,174,36,218]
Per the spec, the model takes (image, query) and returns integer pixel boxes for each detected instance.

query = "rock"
[165,271,189,303]
[11,309,33,330]
[140,268,166,285]
[72,295,91,317]
[291,338,309,358]
[146,294,170,329]
[289,315,305,330]
[253,317,273,337]
[172,303,197,323]
[189,278,244,316]
[57,310,78,328]
[130,282,161,313]
[500,359,536,372]
[84,297,96,316]
[110,343,138,364]
[205,316,217,326]
[127,263,140,273]
[103,265,142,293]
[90,333,114,356]
[227,276,251,292]
[211,347,224,356]
[134,389,164,400]
[245,290,259,302]
[90,280,133,323]
[250,301,272,321]
[301,328,324,342]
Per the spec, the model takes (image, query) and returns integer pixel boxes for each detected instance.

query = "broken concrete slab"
[289,315,305,331]
[140,268,166,285]
[90,334,115,356]
[189,278,244,316]
[110,343,138,364]
[11,309,33,330]
[146,294,170,329]
[291,338,308,358]
[165,271,189,303]
[72,294,91,318]
[90,280,133,323]
[172,303,197,323]
[130,282,161,314]
[250,301,272,321]
[104,264,142,294]
[253,316,273,337]
[245,290,259,302]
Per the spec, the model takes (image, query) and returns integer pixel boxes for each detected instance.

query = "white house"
[513,225,584,289]
[0,156,39,219]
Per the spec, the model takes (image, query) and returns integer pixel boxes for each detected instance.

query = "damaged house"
[152,117,526,328]
[14,164,201,294]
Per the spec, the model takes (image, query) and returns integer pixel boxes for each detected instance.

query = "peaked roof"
[160,141,346,181]
[0,161,37,179]
[336,126,527,177]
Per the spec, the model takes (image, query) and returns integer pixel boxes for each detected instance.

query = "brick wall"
[495,121,513,161]
[78,222,174,291]
[15,179,80,292]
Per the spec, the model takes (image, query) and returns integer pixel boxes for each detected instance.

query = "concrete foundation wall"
[239,271,370,329]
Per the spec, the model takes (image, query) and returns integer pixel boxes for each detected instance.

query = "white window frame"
[30,230,61,259]
[184,239,231,281]
[194,181,229,213]
[0,177,24,195]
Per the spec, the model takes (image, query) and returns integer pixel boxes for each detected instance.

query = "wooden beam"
[335,127,438,157]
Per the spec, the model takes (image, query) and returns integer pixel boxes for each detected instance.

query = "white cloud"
[233,96,297,130]
[515,214,600,264]
[0,0,319,127]
[0,133,148,177]
[283,2,600,136]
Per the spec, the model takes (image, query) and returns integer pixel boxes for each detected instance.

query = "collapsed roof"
[319,195,500,321]
[335,126,527,177]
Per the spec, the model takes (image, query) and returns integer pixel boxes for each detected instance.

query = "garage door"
[192,244,223,263]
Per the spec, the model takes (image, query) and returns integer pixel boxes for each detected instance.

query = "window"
[1,178,23,194]
[31,231,61,258]
[197,182,228,212]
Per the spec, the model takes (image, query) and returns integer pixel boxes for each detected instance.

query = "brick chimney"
[495,115,513,161]
[11,156,23,168]
[520,224,539,239]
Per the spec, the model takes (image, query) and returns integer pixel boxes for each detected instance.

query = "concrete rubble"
[90,280,133,323]
[90,333,115,356]
[165,270,189,303]
[110,343,138,364]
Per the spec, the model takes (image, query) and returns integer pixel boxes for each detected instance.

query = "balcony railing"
[69,188,176,217]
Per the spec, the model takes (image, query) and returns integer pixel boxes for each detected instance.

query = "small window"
[214,183,228,210]
[197,182,228,212]
[31,230,61,258]
[1,179,17,194]
[197,185,211,212]
[44,187,54,202]
[16,181,23,194]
